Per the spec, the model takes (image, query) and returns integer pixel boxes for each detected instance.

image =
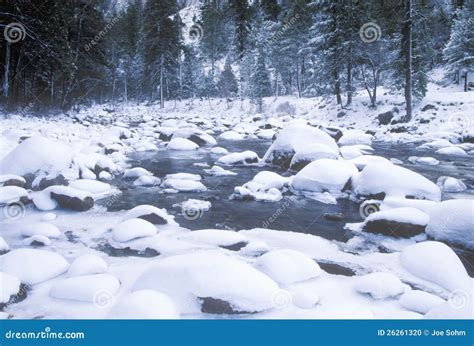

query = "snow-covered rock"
[123,167,153,179]
[112,218,157,242]
[289,143,339,171]
[352,162,441,201]
[50,274,120,303]
[178,229,248,250]
[338,130,373,146]
[263,124,339,169]
[68,179,113,195]
[436,176,467,193]
[362,208,429,238]
[1,249,69,285]
[408,156,439,165]
[165,173,201,181]
[32,185,94,211]
[400,241,470,292]
[23,235,52,246]
[354,272,406,299]
[133,175,161,186]
[425,199,474,249]
[180,199,211,218]
[172,127,216,146]
[255,249,322,284]
[0,136,73,176]
[424,293,474,319]
[20,222,61,238]
[292,159,357,194]
[123,205,177,226]
[133,251,279,314]
[0,237,10,252]
[0,272,21,303]
[218,131,245,141]
[108,290,179,319]
[204,165,236,176]
[217,151,259,165]
[167,137,199,150]
[162,178,207,192]
[0,186,28,204]
[399,290,445,314]
[436,146,468,157]
[0,174,26,187]
[68,254,108,277]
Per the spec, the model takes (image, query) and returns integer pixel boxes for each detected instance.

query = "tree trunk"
[464,72,468,92]
[346,57,353,106]
[160,54,164,109]
[2,42,10,99]
[403,0,413,122]
[334,69,342,105]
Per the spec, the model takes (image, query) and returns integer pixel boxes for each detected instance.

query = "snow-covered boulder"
[362,208,429,238]
[0,186,29,204]
[352,162,441,201]
[436,146,468,157]
[123,205,177,226]
[108,290,179,319]
[167,138,199,150]
[68,179,113,195]
[292,159,357,194]
[218,131,245,141]
[112,218,157,242]
[172,127,216,146]
[0,272,21,303]
[424,293,474,319]
[133,175,161,186]
[0,174,26,187]
[232,171,288,202]
[0,237,10,253]
[204,165,236,176]
[217,151,259,166]
[354,272,407,299]
[436,176,467,193]
[20,222,61,238]
[123,167,153,179]
[338,130,373,146]
[67,254,108,277]
[350,155,391,170]
[162,178,207,192]
[133,251,279,314]
[408,156,439,166]
[0,137,73,176]
[1,249,69,285]
[210,147,229,155]
[289,143,340,171]
[400,241,470,292]
[399,290,445,314]
[425,199,474,250]
[178,229,249,251]
[254,249,321,284]
[263,124,339,169]
[22,235,51,246]
[50,274,120,303]
[48,186,94,211]
[165,173,201,181]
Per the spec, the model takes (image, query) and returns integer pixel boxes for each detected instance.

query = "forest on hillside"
[0,0,473,118]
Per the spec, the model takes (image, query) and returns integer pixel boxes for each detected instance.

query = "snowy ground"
[0,78,473,320]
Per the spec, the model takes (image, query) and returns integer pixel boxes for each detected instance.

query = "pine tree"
[217,55,238,99]
[444,2,474,91]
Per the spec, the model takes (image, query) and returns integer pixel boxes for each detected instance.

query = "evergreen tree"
[217,55,238,99]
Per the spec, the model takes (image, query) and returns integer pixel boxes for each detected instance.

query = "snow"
[123,205,177,226]
[165,173,201,181]
[68,179,113,194]
[0,272,21,303]
[112,218,157,242]
[210,147,229,155]
[217,151,259,165]
[352,162,441,201]
[31,185,92,211]
[180,199,211,216]
[289,143,339,168]
[204,165,237,176]
[425,199,474,249]
[20,222,61,238]
[162,178,207,192]
[167,137,199,150]
[338,130,373,146]
[22,235,51,246]
[408,156,440,165]
[399,290,445,314]
[50,274,120,303]
[436,146,468,156]
[133,251,279,313]
[123,167,153,179]
[354,272,407,299]
[436,176,467,193]
[133,175,161,186]
[108,290,179,319]
[0,186,28,204]
[0,136,73,176]
[1,249,69,285]
[178,229,248,248]
[340,146,364,159]
[0,174,25,186]
[424,293,474,319]
[254,249,322,284]
[291,159,357,194]
[68,254,108,277]
[0,237,10,252]
[364,208,429,226]
[400,241,471,292]
[218,131,245,141]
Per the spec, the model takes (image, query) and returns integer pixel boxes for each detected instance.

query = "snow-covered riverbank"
[0,83,473,319]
